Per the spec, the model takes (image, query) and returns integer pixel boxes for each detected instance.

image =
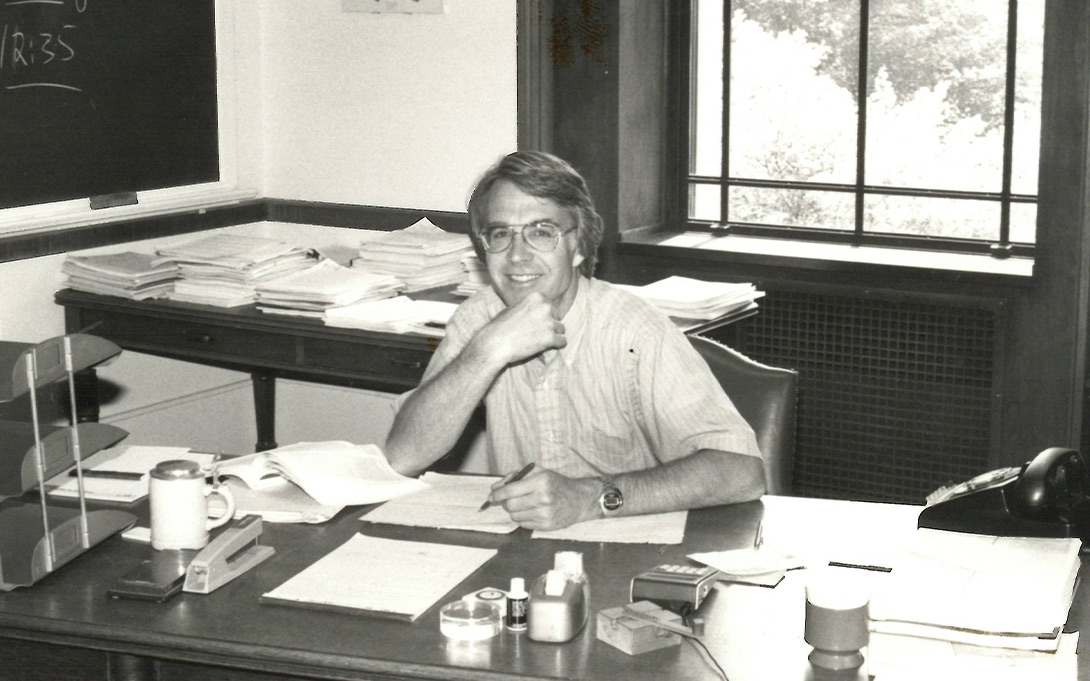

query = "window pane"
[730,1,859,183]
[1012,0,1045,196]
[865,1,1008,195]
[865,195,1000,240]
[1009,202,1037,244]
[690,183,722,222]
[692,0,724,177]
[730,186,855,230]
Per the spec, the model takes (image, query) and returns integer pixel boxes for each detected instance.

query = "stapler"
[182,515,275,594]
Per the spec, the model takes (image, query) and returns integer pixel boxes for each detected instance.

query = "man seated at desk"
[385,150,764,530]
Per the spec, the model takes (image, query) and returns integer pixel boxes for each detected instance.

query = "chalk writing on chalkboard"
[0,0,219,210]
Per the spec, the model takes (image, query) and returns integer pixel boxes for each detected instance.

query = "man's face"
[481,180,584,315]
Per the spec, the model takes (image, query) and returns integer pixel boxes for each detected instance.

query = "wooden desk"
[0,497,1084,681]
[54,289,755,452]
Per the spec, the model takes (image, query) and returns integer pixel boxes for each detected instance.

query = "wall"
[259,0,517,210]
[0,0,518,455]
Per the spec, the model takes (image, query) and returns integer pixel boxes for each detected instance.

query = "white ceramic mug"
[150,459,235,551]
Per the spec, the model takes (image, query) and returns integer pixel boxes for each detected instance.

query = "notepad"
[359,472,519,533]
[260,535,496,621]
[46,446,211,503]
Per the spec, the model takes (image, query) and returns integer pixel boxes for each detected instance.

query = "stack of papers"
[255,259,405,314]
[62,251,179,300]
[352,218,474,292]
[453,253,490,298]
[360,472,520,533]
[156,233,317,307]
[323,295,459,336]
[869,529,1081,652]
[617,276,764,321]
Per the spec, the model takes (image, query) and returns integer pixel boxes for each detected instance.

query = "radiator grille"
[713,289,1001,504]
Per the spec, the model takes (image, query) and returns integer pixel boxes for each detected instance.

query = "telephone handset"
[918,447,1090,542]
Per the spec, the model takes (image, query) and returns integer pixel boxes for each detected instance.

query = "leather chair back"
[688,335,798,495]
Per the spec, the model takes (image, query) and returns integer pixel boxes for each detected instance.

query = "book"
[215,441,427,507]
[260,534,497,621]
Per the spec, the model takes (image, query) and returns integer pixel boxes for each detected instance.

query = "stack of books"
[62,251,179,300]
[617,276,764,322]
[453,253,490,298]
[352,218,473,292]
[156,233,316,307]
[255,259,405,316]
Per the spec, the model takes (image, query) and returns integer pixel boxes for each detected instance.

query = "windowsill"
[621,231,1034,282]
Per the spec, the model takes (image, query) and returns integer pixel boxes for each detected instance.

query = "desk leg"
[252,371,277,452]
[107,652,156,681]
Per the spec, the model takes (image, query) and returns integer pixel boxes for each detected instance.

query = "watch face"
[602,488,623,512]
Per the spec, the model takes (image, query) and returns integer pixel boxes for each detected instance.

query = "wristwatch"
[598,477,624,515]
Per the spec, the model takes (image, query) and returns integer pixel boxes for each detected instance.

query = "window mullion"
[721,0,732,227]
[996,0,1020,255]
[855,0,871,242]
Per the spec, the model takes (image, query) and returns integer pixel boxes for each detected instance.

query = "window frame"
[677,0,1039,260]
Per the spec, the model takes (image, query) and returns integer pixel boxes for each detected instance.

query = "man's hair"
[467,150,604,279]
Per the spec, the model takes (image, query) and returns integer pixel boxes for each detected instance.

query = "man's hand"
[475,292,566,367]
[488,469,600,531]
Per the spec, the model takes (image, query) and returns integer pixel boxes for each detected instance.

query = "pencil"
[479,462,535,511]
[69,469,145,481]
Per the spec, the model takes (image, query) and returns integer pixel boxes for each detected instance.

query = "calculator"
[630,564,719,612]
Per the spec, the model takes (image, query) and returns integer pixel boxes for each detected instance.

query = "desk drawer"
[302,337,434,385]
[89,313,297,366]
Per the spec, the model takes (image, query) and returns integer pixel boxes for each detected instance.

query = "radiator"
[710,288,1003,504]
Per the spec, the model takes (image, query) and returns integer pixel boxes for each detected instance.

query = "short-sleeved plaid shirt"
[404,277,760,478]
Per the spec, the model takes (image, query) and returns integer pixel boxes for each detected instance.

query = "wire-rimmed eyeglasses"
[479,221,577,254]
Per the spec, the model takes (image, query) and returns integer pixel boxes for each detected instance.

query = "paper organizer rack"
[0,334,136,591]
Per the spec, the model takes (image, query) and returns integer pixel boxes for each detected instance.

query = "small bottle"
[506,577,528,632]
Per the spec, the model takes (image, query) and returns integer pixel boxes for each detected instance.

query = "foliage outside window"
[688,0,1045,257]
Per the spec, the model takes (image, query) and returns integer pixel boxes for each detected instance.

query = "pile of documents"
[352,218,473,292]
[156,233,316,307]
[323,295,459,336]
[62,251,179,300]
[617,276,764,321]
[868,529,1080,668]
[453,253,490,297]
[254,259,404,314]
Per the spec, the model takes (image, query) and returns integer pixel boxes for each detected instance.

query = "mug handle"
[205,483,236,530]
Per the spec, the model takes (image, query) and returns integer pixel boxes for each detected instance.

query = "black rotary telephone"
[918,447,1090,542]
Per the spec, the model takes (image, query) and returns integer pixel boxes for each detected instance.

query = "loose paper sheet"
[360,473,519,533]
[261,534,496,621]
[46,446,210,503]
[532,511,688,544]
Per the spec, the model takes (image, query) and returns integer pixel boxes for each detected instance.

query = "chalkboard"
[0,0,219,210]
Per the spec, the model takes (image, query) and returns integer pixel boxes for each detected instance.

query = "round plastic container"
[439,600,503,641]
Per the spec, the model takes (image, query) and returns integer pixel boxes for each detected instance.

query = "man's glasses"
[479,221,576,254]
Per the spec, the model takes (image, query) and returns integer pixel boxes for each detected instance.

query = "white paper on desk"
[868,630,1078,681]
[869,529,1081,638]
[209,478,342,524]
[46,446,208,503]
[359,473,519,533]
[261,534,496,621]
[532,511,687,544]
[688,547,803,577]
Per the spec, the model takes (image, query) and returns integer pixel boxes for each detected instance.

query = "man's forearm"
[609,449,766,518]
[384,342,502,475]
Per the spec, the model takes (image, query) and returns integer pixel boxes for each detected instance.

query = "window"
[687,0,1045,257]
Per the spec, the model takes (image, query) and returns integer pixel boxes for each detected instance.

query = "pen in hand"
[479,462,535,511]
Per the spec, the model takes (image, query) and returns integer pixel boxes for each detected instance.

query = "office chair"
[688,335,798,495]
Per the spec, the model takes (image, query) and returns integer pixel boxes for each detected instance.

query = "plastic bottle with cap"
[506,577,528,632]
